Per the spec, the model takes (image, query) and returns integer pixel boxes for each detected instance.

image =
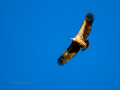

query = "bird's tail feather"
[81,40,89,51]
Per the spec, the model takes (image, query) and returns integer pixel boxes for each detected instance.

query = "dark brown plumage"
[57,12,94,66]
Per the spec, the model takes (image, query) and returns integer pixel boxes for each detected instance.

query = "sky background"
[0,0,120,90]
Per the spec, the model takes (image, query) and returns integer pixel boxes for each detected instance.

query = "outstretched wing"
[57,41,81,66]
[75,12,94,41]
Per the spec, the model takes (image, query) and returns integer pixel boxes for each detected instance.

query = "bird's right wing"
[75,13,94,40]
[57,41,81,66]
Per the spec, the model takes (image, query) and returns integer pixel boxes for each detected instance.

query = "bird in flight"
[57,12,94,66]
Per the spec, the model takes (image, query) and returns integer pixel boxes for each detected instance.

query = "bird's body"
[57,12,94,66]
[72,38,87,46]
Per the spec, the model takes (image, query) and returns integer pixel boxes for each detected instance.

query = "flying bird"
[57,12,94,66]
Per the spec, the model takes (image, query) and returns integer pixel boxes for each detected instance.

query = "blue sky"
[0,0,120,90]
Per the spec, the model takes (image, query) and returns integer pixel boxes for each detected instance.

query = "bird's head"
[70,38,75,41]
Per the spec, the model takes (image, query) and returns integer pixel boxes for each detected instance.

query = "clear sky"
[0,0,120,90]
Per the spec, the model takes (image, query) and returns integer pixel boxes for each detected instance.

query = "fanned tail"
[81,40,89,51]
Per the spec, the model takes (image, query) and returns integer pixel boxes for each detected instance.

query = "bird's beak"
[70,38,73,40]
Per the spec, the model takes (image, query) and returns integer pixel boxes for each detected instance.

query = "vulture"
[57,12,94,66]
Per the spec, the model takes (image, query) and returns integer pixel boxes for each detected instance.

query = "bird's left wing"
[75,12,94,40]
[57,41,81,66]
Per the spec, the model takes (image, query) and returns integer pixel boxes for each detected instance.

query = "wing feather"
[57,41,80,66]
[75,12,94,40]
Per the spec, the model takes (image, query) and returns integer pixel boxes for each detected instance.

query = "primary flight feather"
[57,12,94,66]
